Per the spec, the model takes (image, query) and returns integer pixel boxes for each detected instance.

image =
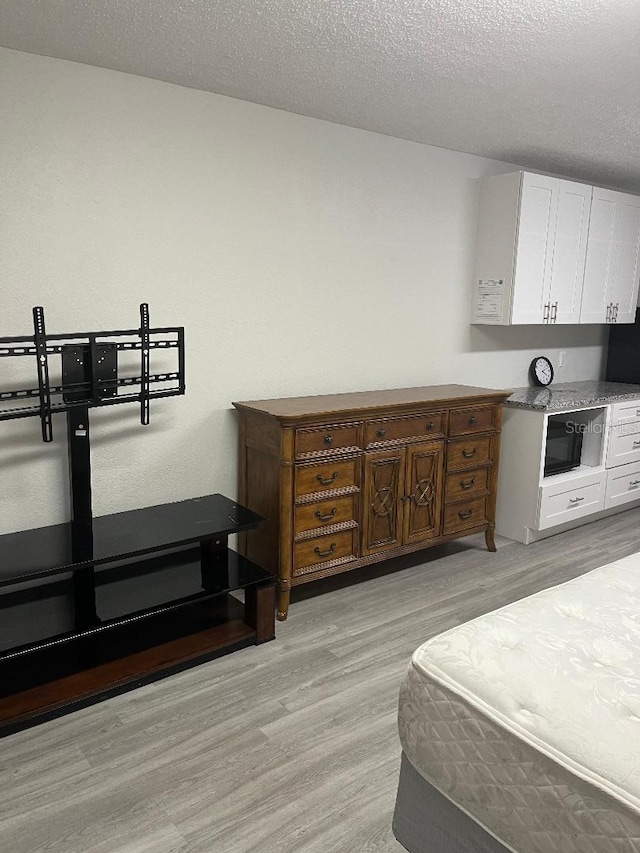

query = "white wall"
[0,47,607,534]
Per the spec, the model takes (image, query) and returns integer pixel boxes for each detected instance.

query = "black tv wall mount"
[0,304,184,439]
[0,304,185,531]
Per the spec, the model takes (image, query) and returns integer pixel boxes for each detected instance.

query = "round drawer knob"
[426,422,434,431]
[469,416,477,425]
[324,435,334,445]
[376,428,386,438]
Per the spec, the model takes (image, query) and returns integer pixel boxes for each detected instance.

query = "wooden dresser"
[233,385,510,620]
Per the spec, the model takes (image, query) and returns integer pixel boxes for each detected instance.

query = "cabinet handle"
[314,543,337,558]
[315,508,337,522]
[636,410,640,417]
[468,415,477,425]
[460,478,476,490]
[569,497,584,504]
[629,480,640,487]
[426,421,435,431]
[458,509,474,519]
[461,448,477,458]
[551,302,558,322]
[606,303,611,323]
[543,303,550,322]
[614,303,619,322]
[323,435,334,446]
[376,428,386,438]
[633,440,640,448]
[317,471,339,485]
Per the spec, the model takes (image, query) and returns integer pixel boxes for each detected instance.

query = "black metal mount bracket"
[1,304,185,630]
[0,304,185,442]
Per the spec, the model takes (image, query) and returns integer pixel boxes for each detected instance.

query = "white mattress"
[398,553,640,853]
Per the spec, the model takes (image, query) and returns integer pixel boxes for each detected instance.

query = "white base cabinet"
[496,398,640,544]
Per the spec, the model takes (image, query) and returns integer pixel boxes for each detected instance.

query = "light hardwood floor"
[2,508,640,853]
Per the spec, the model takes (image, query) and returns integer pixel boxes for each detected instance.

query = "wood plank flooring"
[1,508,639,853]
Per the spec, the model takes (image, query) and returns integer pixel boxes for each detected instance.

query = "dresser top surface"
[233,384,510,421]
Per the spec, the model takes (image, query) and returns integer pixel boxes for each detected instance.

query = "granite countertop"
[506,380,640,411]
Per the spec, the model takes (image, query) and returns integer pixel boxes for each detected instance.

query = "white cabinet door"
[580,187,617,323]
[581,188,640,324]
[547,180,592,324]
[511,173,557,324]
[609,193,640,324]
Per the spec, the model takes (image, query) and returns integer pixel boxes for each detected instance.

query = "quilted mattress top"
[410,552,640,812]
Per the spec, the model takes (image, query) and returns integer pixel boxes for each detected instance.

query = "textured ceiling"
[1,0,639,191]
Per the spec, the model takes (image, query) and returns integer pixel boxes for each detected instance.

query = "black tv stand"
[0,494,276,737]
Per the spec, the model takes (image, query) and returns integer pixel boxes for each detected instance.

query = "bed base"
[392,753,512,853]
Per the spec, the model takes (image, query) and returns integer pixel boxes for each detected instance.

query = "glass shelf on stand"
[0,494,275,737]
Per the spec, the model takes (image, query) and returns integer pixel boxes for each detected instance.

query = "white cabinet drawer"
[610,399,640,427]
[605,462,640,509]
[537,472,605,530]
[606,420,640,468]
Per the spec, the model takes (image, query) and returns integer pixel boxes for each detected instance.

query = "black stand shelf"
[0,494,276,737]
[0,307,274,735]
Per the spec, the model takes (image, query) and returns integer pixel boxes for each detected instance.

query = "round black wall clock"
[529,356,554,386]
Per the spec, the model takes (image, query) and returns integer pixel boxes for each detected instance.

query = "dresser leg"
[485,526,497,552]
[277,582,290,621]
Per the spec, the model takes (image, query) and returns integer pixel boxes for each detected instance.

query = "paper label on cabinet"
[475,279,504,321]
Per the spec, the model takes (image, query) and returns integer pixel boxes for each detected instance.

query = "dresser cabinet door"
[362,449,406,555]
[362,441,445,554]
[403,441,444,544]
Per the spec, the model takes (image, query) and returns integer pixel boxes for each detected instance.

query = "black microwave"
[544,416,583,477]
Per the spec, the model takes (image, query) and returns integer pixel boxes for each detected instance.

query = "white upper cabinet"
[580,188,640,324]
[472,171,592,325]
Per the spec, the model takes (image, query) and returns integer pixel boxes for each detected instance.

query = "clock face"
[531,356,554,387]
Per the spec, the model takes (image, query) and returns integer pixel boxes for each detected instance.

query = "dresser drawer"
[447,436,492,470]
[365,412,445,447]
[296,423,361,459]
[537,472,605,530]
[449,406,496,436]
[295,457,359,498]
[605,462,640,510]
[293,529,356,575]
[443,496,487,534]
[294,494,357,534]
[445,466,490,502]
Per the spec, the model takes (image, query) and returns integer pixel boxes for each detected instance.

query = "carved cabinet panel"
[363,441,445,555]
[362,448,406,554]
[403,441,445,545]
